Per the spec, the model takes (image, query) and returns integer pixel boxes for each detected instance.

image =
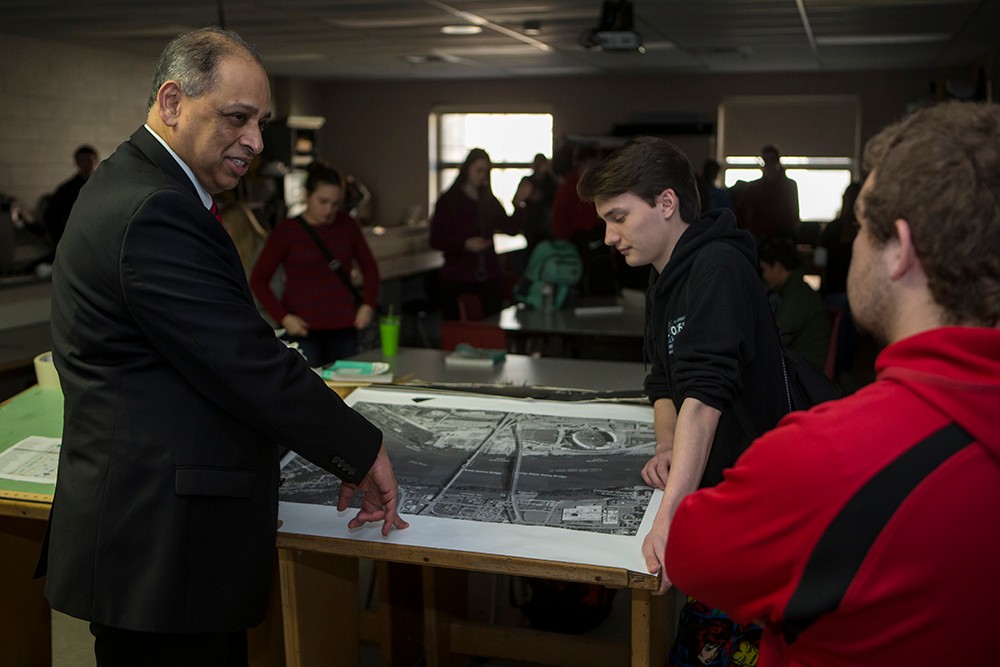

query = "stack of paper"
[444,344,506,368]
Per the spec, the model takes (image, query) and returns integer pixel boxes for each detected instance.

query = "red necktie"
[209,200,222,224]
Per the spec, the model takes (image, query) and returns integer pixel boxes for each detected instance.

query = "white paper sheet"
[0,435,61,484]
[279,387,660,576]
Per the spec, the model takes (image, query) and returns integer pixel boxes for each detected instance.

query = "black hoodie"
[644,208,788,487]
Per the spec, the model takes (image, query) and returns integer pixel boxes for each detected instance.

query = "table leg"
[373,561,423,667]
[630,588,672,667]
[248,556,285,667]
[422,566,468,667]
[278,549,359,667]
[0,515,50,667]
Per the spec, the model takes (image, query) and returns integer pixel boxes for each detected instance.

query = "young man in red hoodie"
[665,101,1000,666]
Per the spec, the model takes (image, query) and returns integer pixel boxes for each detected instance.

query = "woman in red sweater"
[250,163,379,367]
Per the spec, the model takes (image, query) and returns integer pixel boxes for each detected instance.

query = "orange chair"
[439,320,507,351]
[456,293,485,322]
[824,307,844,380]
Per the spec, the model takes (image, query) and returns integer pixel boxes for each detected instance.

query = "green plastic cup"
[379,315,401,357]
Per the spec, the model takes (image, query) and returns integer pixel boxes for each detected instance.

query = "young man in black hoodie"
[578,137,788,666]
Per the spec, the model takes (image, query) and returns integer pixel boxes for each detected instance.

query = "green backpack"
[515,240,583,309]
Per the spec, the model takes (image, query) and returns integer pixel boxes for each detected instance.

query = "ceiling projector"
[591,30,643,51]
[580,0,644,52]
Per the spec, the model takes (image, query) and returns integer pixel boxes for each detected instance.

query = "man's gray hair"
[147,27,263,110]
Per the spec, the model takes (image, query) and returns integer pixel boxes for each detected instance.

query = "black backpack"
[779,345,843,412]
[731,342,843,446]
[512,577,617,634]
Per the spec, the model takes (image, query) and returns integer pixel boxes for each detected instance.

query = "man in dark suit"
[40,27,407,666]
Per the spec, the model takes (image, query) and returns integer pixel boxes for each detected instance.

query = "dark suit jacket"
[44,172,87,246]
[42,127,382,633]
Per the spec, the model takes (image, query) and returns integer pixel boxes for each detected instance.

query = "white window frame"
[429,107,554,215]
[718,96,860,222]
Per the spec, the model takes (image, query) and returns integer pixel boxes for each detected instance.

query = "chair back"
[457,293,485,321]
[440,320,507,351]
[824,307,844,380]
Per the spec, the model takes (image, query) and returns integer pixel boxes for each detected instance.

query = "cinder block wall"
[0,33,152,216]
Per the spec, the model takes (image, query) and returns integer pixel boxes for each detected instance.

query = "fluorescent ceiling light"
[507,66,597,76]
[88,24,192,38]
[642,40,677,52]
[325,15,444,29]
[429,51,481,66]
[425,0,552,52]
[441,24,483,35]
[264,53,327,63]
[440,44,548,56]
[816,33,950,46]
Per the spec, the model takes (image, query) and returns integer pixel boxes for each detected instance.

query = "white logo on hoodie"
[667,315,686,355]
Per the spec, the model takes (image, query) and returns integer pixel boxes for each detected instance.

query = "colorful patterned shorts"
[668,597,761,667]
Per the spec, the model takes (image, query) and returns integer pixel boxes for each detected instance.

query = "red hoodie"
[666,327,1000,667]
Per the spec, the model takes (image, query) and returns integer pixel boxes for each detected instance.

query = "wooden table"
[0,495,52,666]
[281,349,670,667]
[0,387,281,666]
[277,531,670,667]
[1,352,669,667]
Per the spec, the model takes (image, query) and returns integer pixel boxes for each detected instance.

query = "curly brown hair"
[861,101,1000,326]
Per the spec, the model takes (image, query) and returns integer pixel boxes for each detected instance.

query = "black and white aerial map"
[280,388,657,537]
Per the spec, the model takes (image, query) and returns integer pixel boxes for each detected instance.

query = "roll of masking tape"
[34,351,61,390]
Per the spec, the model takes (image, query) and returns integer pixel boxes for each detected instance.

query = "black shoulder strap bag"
[680,240,841,442]
[294,217,363,307]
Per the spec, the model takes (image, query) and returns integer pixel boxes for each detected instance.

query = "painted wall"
[0,34,153,214]
[0,30,991,230]
[312,70,936,227]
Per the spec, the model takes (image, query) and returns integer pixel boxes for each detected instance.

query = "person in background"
[734,144,800,242]
[697,158,733,212]
[815,182,861,379]
[342,173,373,224]
[251,161,379,367]
[551,144,603,250]
[578,136,789,666]
[430,147,526,319]
[758,237,831,371]
[43,144,99,248]
[40,28,405,667]
[517,152,559,256]
[553,144,622,296]
[665,101,1000,667]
